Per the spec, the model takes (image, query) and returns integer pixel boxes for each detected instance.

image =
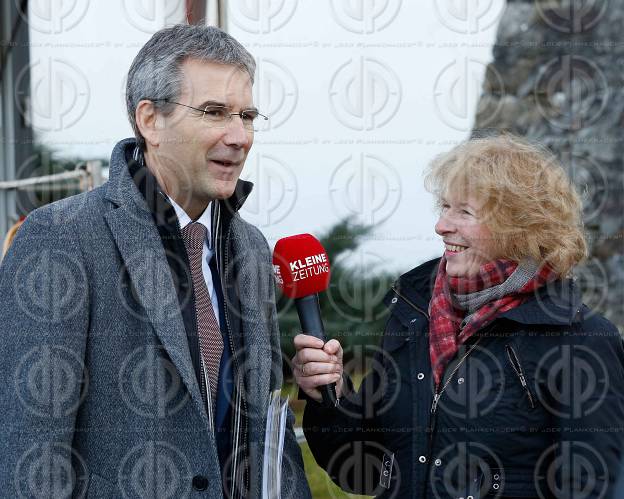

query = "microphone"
[272,234,339,408]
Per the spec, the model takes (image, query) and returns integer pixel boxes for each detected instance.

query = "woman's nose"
[435,212,455,236]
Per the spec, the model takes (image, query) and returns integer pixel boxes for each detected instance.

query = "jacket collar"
[386,257,584,326]
[104,138,254,218]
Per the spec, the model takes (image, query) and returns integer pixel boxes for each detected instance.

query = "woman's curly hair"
[424,134,587,277]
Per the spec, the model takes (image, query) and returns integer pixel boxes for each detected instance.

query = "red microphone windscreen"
[272,234,331,299]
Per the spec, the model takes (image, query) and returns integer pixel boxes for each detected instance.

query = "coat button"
[434,458,442,466]
[417,373,425,380]
[192,475,208,491]
[418,455,426,463]
[457,377,464,384]
[391,297,398,304]
[493,473,500,480]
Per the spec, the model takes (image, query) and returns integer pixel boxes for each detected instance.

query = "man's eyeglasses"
[151,99,268,131]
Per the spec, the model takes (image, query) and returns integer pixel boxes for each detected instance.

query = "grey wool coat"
[0,138,311,499]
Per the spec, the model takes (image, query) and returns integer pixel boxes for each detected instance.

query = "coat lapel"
[103,140,208,424]
[228,219,273,422]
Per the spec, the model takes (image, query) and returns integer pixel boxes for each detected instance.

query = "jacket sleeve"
[543,317,624,499]
[302,358,387,496]
[0,208,90,497]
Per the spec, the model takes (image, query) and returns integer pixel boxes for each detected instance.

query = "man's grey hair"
[126,24,256,150]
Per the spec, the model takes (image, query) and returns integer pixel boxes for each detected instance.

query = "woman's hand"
[292,334,344,403]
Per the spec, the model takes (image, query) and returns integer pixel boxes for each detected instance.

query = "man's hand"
[292,334,344,403]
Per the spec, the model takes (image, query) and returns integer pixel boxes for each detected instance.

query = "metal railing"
[0,160,104,192]
[0,160,105,257]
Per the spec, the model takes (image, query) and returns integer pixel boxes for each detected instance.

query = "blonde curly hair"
[424,134,587,277]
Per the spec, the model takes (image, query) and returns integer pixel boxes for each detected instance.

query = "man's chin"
[210,181,238,200]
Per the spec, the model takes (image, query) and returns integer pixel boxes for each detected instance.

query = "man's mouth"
[210,159,238,167]
[445,243,468,253]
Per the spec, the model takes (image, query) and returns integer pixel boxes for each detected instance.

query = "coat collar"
[386,257,584,327]
[104,138,253,218]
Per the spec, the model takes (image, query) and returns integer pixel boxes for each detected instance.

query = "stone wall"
[473,0,623,329]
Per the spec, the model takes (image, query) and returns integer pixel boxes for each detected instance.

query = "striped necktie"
[181,222,223,419]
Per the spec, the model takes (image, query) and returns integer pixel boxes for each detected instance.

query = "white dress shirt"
[167,197,220,327]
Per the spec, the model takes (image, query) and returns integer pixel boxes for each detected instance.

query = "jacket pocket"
[505,344,536,410]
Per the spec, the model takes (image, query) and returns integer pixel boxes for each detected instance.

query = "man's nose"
[223,115,251,147]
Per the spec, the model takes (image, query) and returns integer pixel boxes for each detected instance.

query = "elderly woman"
[293,135,624,499]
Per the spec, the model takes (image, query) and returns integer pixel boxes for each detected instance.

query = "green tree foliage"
[277,219,396,368]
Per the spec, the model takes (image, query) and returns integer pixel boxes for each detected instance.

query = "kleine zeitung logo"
[288,253,329,282]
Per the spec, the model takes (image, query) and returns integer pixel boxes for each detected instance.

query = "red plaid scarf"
[428,257,557,387]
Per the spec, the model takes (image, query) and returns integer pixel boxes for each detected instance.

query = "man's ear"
[135,100,160,147]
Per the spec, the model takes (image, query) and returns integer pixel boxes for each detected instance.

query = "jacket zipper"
[505,344,536,409]
[430,339,482,415]
[222,217,249,498]
[390,285,429,319]
[420,338,482,498]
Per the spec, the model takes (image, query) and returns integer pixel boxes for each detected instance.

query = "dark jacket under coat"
[303,258,624,499]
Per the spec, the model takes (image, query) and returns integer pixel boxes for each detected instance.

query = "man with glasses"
[0,25,310,498]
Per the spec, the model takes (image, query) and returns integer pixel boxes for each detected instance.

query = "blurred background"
[1,1,621,497]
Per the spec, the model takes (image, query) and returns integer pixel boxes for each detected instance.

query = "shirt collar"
[167,196,213,248]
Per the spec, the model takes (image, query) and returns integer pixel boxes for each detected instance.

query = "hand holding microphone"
[292,334,344,404]
[273,234,343,407]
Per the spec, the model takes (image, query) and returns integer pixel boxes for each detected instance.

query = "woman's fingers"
[293,333,324,350]
[323,339,343,360]
[297,361,342,377]
[296,372,342,393]
[292,334,344,402]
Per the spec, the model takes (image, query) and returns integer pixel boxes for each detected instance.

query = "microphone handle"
[294,294,339,408]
